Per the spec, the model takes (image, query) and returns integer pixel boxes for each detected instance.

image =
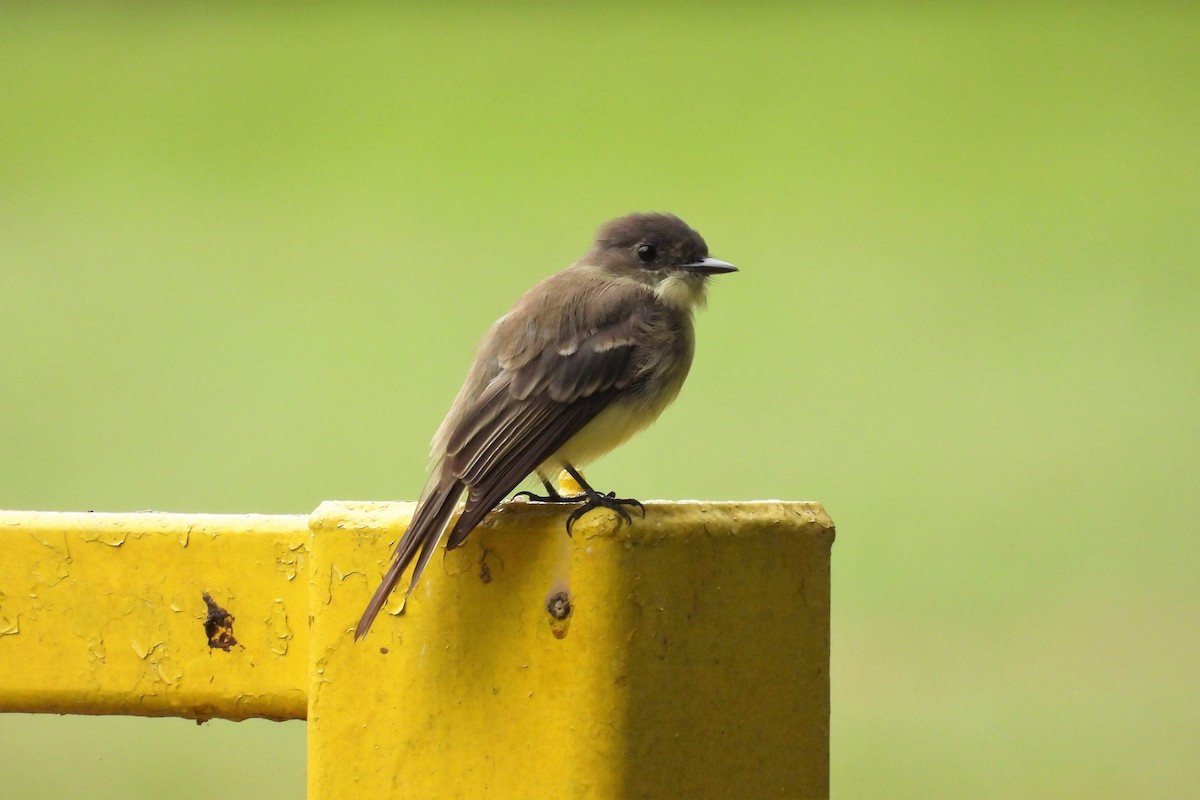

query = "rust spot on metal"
[546,591,571,620]
[202,592,238,651]
[546,590,572,639]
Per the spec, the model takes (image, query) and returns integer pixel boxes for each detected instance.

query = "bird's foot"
[511,489,586,504]
[565,491,645,535]
[519,464,645,534]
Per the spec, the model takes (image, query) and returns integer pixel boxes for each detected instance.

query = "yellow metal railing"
[0,500,834,798]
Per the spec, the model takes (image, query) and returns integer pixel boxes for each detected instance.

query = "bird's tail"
[354,478,464,640]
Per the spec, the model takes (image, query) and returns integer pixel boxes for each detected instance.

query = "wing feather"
[447,306,651,483]
[437,295,658,549]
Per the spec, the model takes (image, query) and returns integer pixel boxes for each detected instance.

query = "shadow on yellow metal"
[311,499,833,799]
[1,499,832,798]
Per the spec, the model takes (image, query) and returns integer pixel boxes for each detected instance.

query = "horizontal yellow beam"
[0,509,309,721]
[309,499,833,799]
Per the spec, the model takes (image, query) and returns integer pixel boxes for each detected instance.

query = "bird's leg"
[560,463,645,535]
[511,473,586,504]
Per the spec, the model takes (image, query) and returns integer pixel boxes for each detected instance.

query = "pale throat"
[653,273,707,311]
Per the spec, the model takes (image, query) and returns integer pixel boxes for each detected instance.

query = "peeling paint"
[276,551,299,581]
[85,630,107,663]
[81,531,129,547]
[0,590,17,637]
[130,638,166,660]
[269,599,293,656]
[153,656,184,685]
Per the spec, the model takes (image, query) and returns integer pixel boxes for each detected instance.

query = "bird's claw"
[564,493,645,536]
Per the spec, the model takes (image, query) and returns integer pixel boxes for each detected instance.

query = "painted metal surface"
[310,499,833,798]
[0,499,832,796]
[0,510,308,721]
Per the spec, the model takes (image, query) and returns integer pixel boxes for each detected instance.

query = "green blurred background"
[2,3,1197,798]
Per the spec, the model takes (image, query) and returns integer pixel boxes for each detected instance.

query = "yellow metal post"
[309,500,833,799]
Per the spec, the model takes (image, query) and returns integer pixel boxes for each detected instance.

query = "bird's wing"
[440,285,656,547]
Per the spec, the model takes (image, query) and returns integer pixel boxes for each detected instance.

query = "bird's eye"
[636,244,657,264]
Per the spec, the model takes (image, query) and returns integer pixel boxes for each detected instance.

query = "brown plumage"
[355,212,735,639]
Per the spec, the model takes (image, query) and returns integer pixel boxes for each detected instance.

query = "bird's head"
[587,212,736,310]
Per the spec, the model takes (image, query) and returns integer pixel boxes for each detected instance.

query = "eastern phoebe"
[356,212,736,639]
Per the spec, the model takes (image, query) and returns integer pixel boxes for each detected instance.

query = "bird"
[355,212,736,639]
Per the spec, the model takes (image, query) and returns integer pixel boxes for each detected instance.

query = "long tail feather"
[354,480,464,639]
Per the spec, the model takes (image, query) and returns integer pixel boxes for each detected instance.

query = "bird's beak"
[680,257,737,275]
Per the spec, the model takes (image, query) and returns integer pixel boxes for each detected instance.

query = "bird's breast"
[544,330,693,470]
